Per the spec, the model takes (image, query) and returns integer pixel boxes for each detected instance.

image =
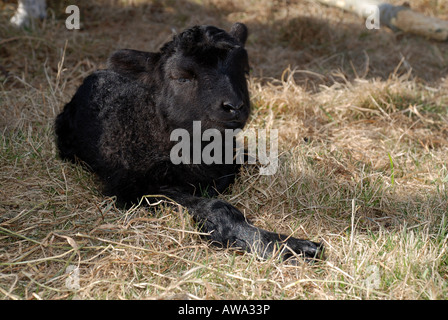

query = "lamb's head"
[108,23,251,133]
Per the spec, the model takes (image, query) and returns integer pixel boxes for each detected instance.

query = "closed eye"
[176,77,192,83]
[170,69,195,84]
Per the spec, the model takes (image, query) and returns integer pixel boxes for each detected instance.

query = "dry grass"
[1,0,447,300]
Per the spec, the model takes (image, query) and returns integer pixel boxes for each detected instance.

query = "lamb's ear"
[107,49,159,82]
[229,23,248,47]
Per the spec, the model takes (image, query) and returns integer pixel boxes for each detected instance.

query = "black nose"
[222,101,244,112]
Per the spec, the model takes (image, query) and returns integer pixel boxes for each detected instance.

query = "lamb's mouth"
[207,118,246,130]
[217,120,245,130]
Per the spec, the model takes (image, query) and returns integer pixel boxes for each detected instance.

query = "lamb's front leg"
[164,192,323,262]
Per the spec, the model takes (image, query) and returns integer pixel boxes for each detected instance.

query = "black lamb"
[55,23,322,261]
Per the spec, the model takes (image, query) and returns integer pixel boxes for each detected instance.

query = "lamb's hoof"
[283,239,324,264]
